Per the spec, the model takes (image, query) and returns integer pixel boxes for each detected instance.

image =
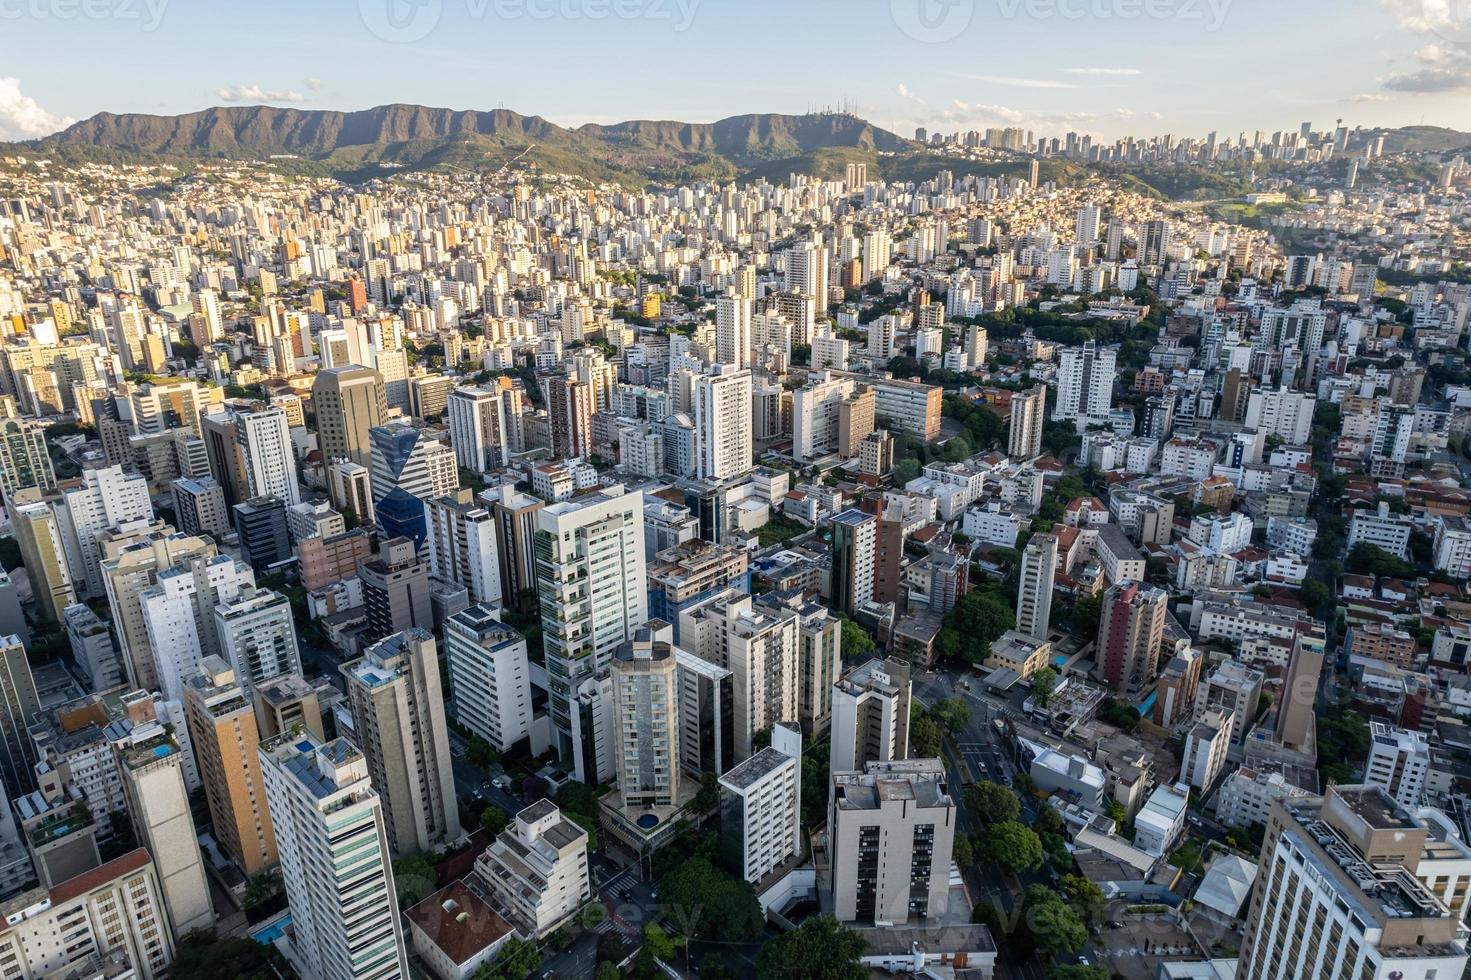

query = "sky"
[2,0,1470,144]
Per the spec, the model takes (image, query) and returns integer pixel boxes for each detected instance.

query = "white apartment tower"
[236,406,301,506]
[694,364,753,481]
[260,733,411,980]
[445,605,532,752]
[1365,721,1431,809]
[1016,533,1058,642]
[1055,341,1117,427]
[534,486,648,773]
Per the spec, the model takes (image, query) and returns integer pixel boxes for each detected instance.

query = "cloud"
[1348,93,1396,103]
[304,78,325,91]
[896,83,927,106]
[1375,1,1471,91]
[952,73,1078,90]
[215,84,307,104]
[1064,67,1143,76]
[0,77,73,140]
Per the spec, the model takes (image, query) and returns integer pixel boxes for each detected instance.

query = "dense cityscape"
[0,67,1469,980]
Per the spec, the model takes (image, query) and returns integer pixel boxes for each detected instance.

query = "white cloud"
[0,77,73,140]
[304,78,325,91]
[215,84,307,104]
[1348,92,1396,103]
[952,73,1078,90]
[1375,1,1471,92]
[896,83,927,106]
[1064,67,1143,76]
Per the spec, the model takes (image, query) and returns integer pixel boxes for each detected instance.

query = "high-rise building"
[426,489,503,607]
[252,672,325,742]
[369,423,457,547]
[829,759,955,926]
[101,527,216,692]
[312,365,387,468]
[646,540,750,644]
[445,385,511,472]
[140,553,256,703]
[236,406,300,506]
[359,537,433,642]
[535,487,648,770]
[611,631,681,809]
[1055,341,1117,426]
[675,648,733,778]
[719,722,801,885]
[0,417,55,503]
[11,493,75,621]
[694,365,752,481]
[830,657,911,774]
[113,708,214,937]
[232,495,291,572]
[64,602,123,692]
[547,377,594,460]
[445,605,532,752]
[201,411,250,510]
[342,629,461,855]
[55,465,154,598]
[1365,721,1431,809]
[830,508,876,616]
[1095,580,1167,698]
[183,656,276,875]
[714,295,752,368]
[480,481,544,614]
[0,848,176,980]
[1238,786,1468,980]
[328,459,376,528]
[680,591,800,762]
[755,589,842,737]
[260,733,411,980]
[170,476,231,537]
[211,587,301,689]
[1276,629,1325,752]
[1008,384,1046,459]
[0,635,38,800]
[1015,533,1058,642]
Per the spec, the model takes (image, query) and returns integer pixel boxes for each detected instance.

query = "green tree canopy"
[1030,667,1060,707]
[937,589,1015,663]
[965,782,1021,826]
[1021,885,1089,959]
[473,936,541,980]
[659,857,763,942]
[986,821,1044,874]
[839,618,876,660]
[171,933,287,980]
[909,709,942,757]
[757,916,867,980]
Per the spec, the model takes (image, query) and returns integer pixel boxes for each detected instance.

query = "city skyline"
[1,0,1471,144]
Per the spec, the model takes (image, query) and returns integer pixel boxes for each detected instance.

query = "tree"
[1300,578,1331,612]
[986,821,1044,874]
[391,851,436,907]
[0,538,20,571]
[660,857,763,941]
[597,963,623,980]
[930,698,970,735]
[965,782,1021,826]
[839,618,876,660]
[1020,885,1088,959]
[1030,667,1060,707]
[170,932,287,980]
[909,709,942,757]
[1098,698,1141,733]
[474,936,541,980]
[757,916,867,980]
[940,590,1015,663]
[480,805,510,837]
[893,458,922,484]
[556,781,601,818]
[953,832,975,869]
[1344,542,1412,579]
[1059,874,1105,917]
